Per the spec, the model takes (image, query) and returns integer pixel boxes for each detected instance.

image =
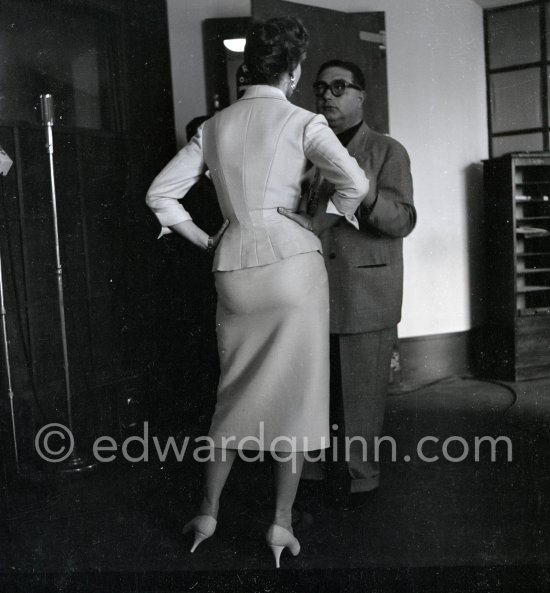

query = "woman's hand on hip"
[207,219,230,253]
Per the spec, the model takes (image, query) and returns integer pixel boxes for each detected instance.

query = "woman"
[146,17,368,567]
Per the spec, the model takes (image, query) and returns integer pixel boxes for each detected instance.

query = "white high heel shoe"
[266,524,300,568]
[182,515,217,553]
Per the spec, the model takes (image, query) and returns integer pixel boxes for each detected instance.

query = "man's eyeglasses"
[312,79,363,98]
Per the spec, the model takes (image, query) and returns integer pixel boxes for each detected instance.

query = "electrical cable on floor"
[388,373,518,412]
[387,375,459,396]
[465,376,518,412]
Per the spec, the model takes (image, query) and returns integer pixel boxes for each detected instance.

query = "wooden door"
[252,0,388,133]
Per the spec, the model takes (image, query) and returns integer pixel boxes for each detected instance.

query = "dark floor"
[1,376,550,592]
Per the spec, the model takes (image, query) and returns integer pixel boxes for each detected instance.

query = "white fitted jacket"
[146,85,368,271]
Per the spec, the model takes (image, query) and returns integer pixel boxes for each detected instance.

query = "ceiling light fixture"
[223,38,246,53]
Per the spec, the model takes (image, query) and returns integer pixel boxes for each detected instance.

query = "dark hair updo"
[244,17,309,86]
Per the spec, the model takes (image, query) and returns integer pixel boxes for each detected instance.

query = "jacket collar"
[240,85,288,101]
[346,121,371,157]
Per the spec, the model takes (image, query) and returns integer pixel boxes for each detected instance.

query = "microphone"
[40,93,54,154]
[0,144,13,177]
[40,93,54,126]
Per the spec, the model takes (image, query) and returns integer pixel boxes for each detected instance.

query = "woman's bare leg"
[272,452,305,530]
[199,448,238,518]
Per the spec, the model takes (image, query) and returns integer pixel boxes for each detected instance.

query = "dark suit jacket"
[315,122,416,334]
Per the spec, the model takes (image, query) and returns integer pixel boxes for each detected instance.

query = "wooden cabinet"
[483,153,550,380]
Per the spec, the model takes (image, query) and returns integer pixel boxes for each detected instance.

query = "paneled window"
[486,2,549,157]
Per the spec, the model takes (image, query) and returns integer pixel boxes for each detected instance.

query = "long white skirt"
[208,251,330,452]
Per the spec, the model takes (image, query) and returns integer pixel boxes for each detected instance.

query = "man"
[298,60,416,509]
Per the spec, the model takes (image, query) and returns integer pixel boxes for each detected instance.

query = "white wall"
[165,0,489,339]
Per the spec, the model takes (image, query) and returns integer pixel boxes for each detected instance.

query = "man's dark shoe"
[296,478,326,508]
[291,506,315,529]
[330,488,378,511]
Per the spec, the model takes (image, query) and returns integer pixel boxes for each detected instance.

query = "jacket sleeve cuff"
[157,226,173,239]
[154,210,193,239]
[326,198,359,230]
[154,207,192,228]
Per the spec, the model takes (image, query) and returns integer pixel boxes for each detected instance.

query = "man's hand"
[207,218,230,253]
[277,208,314,231]
[278,207,341,235]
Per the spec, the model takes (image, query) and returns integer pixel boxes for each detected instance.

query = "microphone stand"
[40,94,96,474]
[0,172,20,475]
